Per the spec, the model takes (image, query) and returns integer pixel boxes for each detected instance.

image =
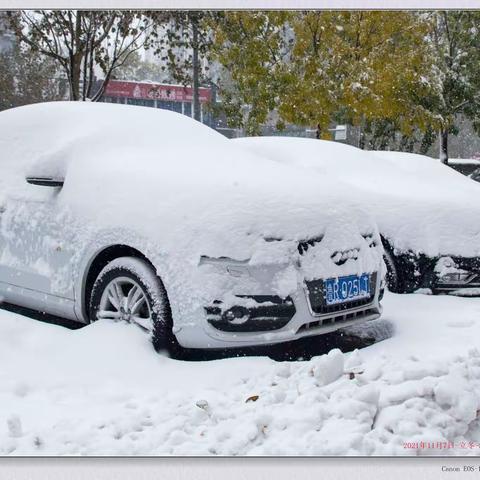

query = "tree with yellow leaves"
[213,11,441,143]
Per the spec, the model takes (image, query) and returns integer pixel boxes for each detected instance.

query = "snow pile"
[234,137,480,258]
[3,292,480,456]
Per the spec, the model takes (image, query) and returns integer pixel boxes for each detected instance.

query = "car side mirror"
[25,177,64,188]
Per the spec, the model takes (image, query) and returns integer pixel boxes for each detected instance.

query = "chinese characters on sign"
[105,80,212,104]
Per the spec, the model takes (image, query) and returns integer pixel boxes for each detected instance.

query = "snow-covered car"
[234,137,480,295]
[0,102,384,352]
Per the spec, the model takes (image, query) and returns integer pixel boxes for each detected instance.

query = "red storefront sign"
[104,80,212,103]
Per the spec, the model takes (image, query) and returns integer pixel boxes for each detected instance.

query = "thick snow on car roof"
[0,101,222,193]
[234,136,480,257]
[370,150,478,192]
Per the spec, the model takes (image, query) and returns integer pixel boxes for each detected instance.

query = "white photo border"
[1,1,479,478]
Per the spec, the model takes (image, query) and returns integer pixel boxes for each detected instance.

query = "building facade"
[102,79,215,127]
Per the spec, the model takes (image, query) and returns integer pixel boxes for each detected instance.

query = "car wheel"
[88,256,176,353]
[383,249,403,293]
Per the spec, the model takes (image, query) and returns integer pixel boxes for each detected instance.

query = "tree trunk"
[70,12,83,101]
[70,58,81,101]
[358,126,365,150]
[191,15,201,122]
[439,128,448,164]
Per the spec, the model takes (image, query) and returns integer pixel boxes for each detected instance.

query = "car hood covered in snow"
[234,137,480,258]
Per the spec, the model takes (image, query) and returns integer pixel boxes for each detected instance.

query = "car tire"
[383,249,404,293]
[88,256,178,353]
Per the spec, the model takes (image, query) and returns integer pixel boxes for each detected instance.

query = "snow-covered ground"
[2,293,480,456]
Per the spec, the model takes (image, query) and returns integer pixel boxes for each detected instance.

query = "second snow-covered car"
[235,137,480,296]
[0,102,384,352]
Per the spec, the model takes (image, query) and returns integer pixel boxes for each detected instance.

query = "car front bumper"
[175,271,383,349]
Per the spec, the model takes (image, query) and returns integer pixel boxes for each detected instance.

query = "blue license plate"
[324,274,370,305]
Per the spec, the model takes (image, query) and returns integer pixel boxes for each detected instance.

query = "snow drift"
[2,293,480,455]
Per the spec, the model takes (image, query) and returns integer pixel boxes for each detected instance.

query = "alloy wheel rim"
[98,276,152,332]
